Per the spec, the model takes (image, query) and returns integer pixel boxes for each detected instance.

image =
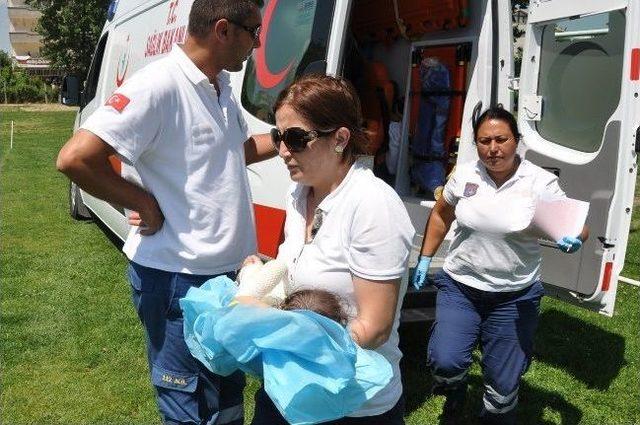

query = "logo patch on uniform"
[105,93,130,113]
[463,182,479,197]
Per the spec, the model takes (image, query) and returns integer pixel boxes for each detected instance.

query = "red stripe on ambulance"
[631,48,640,81]
[601,261,613,292]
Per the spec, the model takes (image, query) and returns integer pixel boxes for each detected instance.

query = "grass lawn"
[1,107,638,424]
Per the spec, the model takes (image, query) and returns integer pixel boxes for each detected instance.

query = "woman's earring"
[335,145,344,154]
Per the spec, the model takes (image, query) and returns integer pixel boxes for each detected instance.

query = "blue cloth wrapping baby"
[180,276,393,425]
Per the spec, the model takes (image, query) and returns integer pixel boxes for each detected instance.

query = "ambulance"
[60,0,639,320]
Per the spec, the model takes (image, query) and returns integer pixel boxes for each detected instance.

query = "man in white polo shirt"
[56,1,275,423]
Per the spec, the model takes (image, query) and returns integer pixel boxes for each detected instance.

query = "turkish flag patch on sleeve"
[105,93,130,113]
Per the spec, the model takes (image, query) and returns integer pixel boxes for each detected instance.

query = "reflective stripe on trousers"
[427,271,544,424]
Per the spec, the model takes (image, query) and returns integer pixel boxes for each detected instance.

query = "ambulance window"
[535,11,625,153]
[83,33,109,107]
[241,0,335,124]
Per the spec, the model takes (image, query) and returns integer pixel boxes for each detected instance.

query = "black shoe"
[434,382,467,425]
[439,394,465,425]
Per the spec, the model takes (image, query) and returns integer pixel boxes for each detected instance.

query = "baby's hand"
[242,255,263,267]
[234,295,269,308]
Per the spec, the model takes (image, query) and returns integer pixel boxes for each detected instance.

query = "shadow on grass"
[466,375,583,425]
[516,379,583,425]
[533,308,626,391]
[399,322,433,412]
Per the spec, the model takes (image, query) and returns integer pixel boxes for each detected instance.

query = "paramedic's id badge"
[105,93,130,113]
[463,182,479,197]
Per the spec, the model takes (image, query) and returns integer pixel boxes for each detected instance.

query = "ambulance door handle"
[597,236,615,249]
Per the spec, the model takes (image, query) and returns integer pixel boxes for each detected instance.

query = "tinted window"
[536,10,625,153]
[83,33,109,107]
[241,0,335,124]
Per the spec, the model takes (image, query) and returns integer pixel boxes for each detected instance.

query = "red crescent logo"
[116,36,130,87]
[115,61,128,87]
[255,0,294,89]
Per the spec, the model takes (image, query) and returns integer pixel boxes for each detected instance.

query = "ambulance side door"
[517,0,639,315]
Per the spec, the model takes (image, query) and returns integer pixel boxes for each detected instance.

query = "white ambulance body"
[62,0,639,319]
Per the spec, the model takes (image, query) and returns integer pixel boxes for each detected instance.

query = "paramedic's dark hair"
[274,74,370,164]
[473,105,521,143]
[280,289,348,326]
[188,0,261,39]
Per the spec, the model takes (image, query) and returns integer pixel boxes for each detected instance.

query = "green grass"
[1,107,638,424]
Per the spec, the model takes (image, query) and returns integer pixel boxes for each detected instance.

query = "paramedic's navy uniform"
[81,45,256,425]
[428,158,566,424]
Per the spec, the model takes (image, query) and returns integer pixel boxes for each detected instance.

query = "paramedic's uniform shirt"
[442,159,565,292]
[276,161,415,417]
[81,45,256,274]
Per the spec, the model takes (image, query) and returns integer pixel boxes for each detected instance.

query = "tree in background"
[0,51,58,103]
[25,0,110,80]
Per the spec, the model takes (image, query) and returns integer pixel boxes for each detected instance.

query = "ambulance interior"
[241,0,495,269]
[342,0,478,204]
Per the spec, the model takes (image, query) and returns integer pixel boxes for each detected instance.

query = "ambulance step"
[400,307,436,323]
[402,285,437,309]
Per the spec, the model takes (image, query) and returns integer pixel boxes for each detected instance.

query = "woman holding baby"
[245,75,415,424]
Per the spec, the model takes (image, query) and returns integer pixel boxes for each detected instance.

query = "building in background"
[0,0,58,78]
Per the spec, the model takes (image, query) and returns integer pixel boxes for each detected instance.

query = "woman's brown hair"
[273,74,370,163]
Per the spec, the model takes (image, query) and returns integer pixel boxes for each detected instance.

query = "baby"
[235,256,347,326]
[280,289,348,326]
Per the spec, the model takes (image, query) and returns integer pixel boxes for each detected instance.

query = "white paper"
[532,197,589,242]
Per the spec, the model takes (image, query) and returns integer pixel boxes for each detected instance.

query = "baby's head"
[280,289,348,326]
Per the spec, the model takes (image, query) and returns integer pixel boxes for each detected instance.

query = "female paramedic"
[412,106,589,424]
[250,74,415,424]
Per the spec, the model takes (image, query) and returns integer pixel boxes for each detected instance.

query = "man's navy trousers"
[128,261,245,425]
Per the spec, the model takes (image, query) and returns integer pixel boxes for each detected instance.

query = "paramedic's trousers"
[428,271,544,424]
[128,262,244,425]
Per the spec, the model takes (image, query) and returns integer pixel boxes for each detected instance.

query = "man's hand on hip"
[129,193,164,235]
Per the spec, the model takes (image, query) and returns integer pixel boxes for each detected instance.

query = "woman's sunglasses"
[270,127,336,153]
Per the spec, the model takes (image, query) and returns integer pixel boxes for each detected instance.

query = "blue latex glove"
[556,236,582,253]
[412,256,432,290]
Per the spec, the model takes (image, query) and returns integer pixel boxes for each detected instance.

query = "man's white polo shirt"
[442,158,566,292]
[276,161,415,417]
[81,45,256,274]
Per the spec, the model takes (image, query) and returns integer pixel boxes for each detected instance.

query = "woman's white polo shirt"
[442,158,566,292]
[276,161,415,417]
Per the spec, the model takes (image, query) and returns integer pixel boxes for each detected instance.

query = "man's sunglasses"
[227,19,261,40]
[270,127,337,153]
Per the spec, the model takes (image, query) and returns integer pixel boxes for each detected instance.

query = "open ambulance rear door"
[517,0,639,316]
